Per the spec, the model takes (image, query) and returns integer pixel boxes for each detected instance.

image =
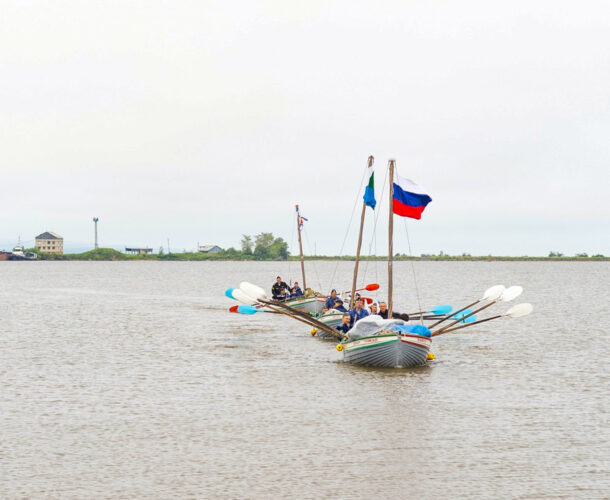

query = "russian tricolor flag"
[392,172,432,219]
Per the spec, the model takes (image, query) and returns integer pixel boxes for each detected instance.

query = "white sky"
[1,0,609,256]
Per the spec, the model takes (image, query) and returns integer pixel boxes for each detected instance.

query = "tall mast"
[296,204,307,290]
[388,159,395,315]
[350,155,374,308]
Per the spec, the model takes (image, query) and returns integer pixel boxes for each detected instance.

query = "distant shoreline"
[18,248,609,262]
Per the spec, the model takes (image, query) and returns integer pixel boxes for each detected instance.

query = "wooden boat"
[311,309,345,339]
[283,295,325,314]
[338,318,431,367]
[337,159,432,367]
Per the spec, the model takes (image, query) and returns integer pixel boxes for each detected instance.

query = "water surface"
[1,261,608,498]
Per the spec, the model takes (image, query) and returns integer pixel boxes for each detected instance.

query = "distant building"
[198,244,222,254]
[125,247,153,255]
[35,232,64,254]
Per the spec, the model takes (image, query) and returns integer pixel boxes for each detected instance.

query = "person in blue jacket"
[290,282,304,298]
[336,314,351,335]
[332,299,347,313]
[325,289,338,309]
[348,299,369,328]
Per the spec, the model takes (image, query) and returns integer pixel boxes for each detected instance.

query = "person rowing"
[332,298,347,313]
[325,289,339,309]
[348,299,369,328]
[378,301,409,321]
[272,276,290,300]
[336,314,351,334]
[290,282,304,298]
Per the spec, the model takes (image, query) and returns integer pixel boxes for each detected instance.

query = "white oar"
[239,281,343,339]
[433,285,523,335]
[428,285,505,328]
[231,288,259,305]
[432,303,533,336]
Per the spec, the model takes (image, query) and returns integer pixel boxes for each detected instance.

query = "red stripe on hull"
[392,199,426,219]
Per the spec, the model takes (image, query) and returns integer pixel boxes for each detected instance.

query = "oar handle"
[432,314,502,336]
[259,298,343,339]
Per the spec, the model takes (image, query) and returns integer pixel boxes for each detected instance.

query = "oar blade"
[365,283,380,291]
[239,282,268,301]
[229,305,239,313]
[232,288,258,305]
[452,309,476,324]
[500,285,523,302]
[482,285,505,301]
[504,303,533,318]
[237,305,258,315]
[431,304,452,315]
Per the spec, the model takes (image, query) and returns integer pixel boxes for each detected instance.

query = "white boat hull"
[341,333,430,367]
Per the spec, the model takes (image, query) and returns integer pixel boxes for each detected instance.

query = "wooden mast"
[296,204,307,290]
[350,155,374,308]
[388,159,395,315]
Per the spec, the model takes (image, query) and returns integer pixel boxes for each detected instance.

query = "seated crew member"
[336,314,351,334]
[378,301,409,321]
[325,289,338,309]
[369,303,379,315]
[348,299,369,328]
[272,276,290,300]
[333,299,347,313]
[290,282,304,298]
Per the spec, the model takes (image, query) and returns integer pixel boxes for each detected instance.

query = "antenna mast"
[93,217,99,249]
[295,204,307,290]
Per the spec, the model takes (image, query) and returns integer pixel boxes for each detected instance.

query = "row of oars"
[430,285,532,336]
[225,283,344,339]
[226,282,533,340]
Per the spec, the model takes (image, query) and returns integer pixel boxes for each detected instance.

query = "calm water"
[1,261,608,499]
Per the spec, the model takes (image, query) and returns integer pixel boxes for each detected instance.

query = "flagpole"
[388,159,395,315]
[350,155,374,308]
[296,204,307,290]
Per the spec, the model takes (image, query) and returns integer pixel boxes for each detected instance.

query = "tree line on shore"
[25,238,607,262]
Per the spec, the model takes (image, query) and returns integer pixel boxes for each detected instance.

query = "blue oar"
[237,305,258,314]
[408,304,453,316]
[451,309,477,324]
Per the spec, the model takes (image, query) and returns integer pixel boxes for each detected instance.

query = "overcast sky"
[1,1,608,256]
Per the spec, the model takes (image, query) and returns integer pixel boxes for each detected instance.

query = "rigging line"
[301,226,323,291]
[329,162,369,288]
[395,163,424,324]
[288,207,296,282]
[363,162,388,287]
[403,218,423,324]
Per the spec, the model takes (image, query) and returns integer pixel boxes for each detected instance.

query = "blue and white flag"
[363,163,376,209]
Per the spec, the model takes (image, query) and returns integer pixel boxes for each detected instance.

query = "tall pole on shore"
[296,204,307,290]
[93,217,99,249]
[350,155,374,308]
[388,159,395,315]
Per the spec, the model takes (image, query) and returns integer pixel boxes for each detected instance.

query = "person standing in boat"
[325,289,339,309]
[378,301,409,321]
[336,314,351,335]
[348,299,369,327]
[272,276,290,300]
[290,282,304,298]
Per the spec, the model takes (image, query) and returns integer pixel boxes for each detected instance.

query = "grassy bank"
[27,248,609,261]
